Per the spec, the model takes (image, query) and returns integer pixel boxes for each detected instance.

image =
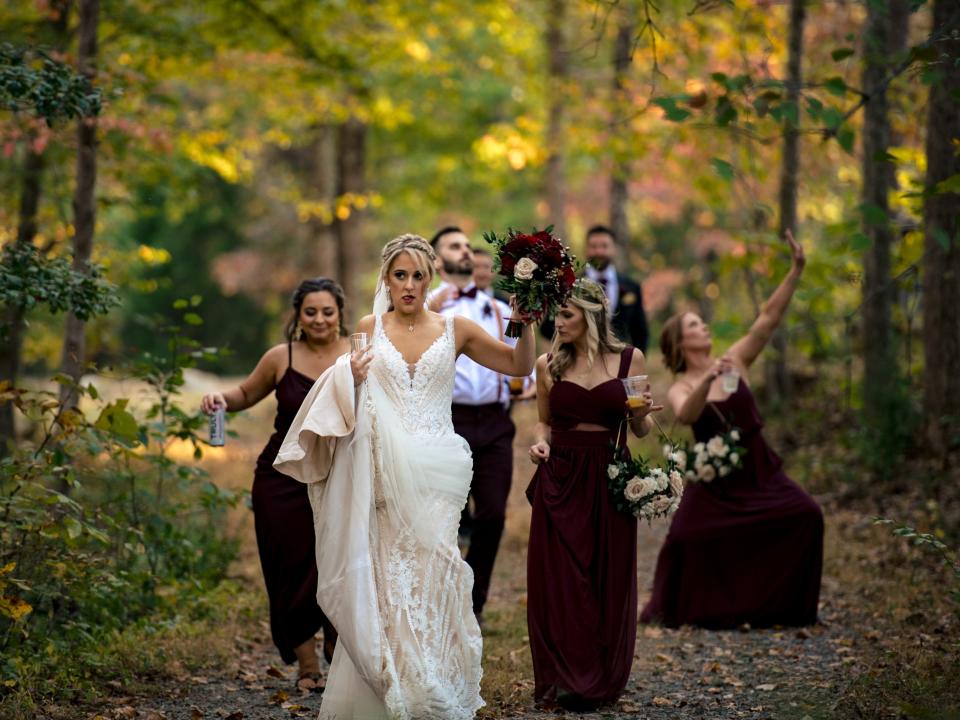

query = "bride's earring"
[295,322,304,341]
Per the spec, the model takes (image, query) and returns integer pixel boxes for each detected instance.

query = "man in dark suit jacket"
[540,224,649,352]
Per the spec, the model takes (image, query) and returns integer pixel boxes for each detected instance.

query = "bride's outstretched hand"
[351,345,373,385]
[529,440,550,464]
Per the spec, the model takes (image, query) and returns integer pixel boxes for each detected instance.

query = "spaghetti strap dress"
[640,378,823,628]
[526,347,638,705]
[252,342,336,663]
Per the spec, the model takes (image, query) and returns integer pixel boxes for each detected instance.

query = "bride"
[274,234,535,719]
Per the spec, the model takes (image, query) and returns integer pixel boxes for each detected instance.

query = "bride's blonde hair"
[380,234,436,286]
[547,279,625,381]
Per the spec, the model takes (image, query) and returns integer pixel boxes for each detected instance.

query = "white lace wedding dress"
[280,314,484,720]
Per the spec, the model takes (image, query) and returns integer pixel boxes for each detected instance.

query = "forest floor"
[86,382,959,720]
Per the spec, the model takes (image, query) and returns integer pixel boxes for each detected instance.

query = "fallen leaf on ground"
[191,707,204,720]
[652,696,673,706]
[755,683,778,691]
[270,690,289,704]
[266,665,286,679]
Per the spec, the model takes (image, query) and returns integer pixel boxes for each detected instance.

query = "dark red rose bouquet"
[483,226,579,337]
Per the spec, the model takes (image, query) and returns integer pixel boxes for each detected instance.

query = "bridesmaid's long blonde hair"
[547,279,625,382]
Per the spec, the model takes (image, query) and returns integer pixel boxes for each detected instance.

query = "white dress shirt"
[428,281,515,406]
[585,264,619,313]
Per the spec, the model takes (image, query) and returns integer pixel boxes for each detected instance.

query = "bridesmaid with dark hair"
[201,278,347,692]
[526,279,661,711]
[641,231,823,629]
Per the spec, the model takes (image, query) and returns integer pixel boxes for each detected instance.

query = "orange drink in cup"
[622,375,649,409]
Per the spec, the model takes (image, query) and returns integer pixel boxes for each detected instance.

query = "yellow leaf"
[0,594,33,620]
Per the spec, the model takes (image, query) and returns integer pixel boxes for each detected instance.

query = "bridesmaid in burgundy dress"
[641,231,823,629]
[527,279,661,711]
[201,278,348,692]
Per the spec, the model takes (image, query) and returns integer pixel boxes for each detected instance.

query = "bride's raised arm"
[455,314,536,377]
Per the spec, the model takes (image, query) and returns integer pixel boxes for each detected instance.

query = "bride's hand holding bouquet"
[484,226,579,337]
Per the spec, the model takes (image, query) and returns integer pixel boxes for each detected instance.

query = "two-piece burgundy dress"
[526,347,638,704]
[640,378,823,628]
[252,344,335,663]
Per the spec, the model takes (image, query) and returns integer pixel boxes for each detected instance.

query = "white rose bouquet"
[678,428,745,483]
[606,445,685,522]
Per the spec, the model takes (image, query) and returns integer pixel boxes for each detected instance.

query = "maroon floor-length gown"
[526,348,638,704]
[640,378,823,629]
[252,343,335,664]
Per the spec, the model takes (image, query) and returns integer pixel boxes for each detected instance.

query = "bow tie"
[457,287,478,299]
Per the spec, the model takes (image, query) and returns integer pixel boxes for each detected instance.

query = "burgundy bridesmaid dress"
[640,378,823,628]
[252,343,336,663]
[526,348,638,705]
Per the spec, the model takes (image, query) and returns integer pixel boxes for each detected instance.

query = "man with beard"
[427,226,515,627]
[540,224,648,352]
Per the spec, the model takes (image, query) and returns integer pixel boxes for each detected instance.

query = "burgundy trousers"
[452,402,515,614]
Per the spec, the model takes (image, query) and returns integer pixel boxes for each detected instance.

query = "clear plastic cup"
[622,374,649,410]
[721,368,740,393]
[350,332,369,352]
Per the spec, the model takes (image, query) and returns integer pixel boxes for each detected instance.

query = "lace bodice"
[373,315,457,438]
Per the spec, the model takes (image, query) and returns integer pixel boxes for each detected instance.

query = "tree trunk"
[305,124,338,277]
[1,1,70,452]
[767,0,805,404]
[58,0,100,410]
[544,0,567,241]
[860,0,899,429]
[0,148,46,452]
[335,117,366,323]
[922,0,960,455]
[609,15,634,248]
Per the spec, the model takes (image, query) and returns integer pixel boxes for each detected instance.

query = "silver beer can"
[209,406,225,446]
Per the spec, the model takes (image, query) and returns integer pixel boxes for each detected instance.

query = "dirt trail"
[98,398,855,720]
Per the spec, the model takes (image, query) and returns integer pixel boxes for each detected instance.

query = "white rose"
[669,469,684,496]
[651,495,673,514]
[514,257,538,281]
[696,451,709,467]
[706,436,726,457]
[662,444,672,457]
[624,477,646,502]
[729,452,740,465]
[699,464,717,482]
[607,464,620,479]
[686,470,697,482]
[670,451,687,471]
[694,442,706,454]
[730,429,741,442]
[719,465,730,477]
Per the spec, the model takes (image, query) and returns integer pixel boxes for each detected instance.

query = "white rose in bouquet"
[607,464,620,479]
[670,450,687,470]
[719,465,731,477]
[698,464,717,482]
[729,452,739,465]
[669,469,684,496]
[686,470,697,481]
[639,476,659,496]
[624,477,646,502]
[730,429,741,441]
[514,257,538,281]
[694,442,705,454]
[706,436,727,457]
[651,494,673,514]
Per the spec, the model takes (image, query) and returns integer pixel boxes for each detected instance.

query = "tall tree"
[58,0,99,409]
[610,10,635,248]
[544,0,568,241]
[860,0,901,428]
[922,0,960,455]
[0,0,72,451]
[335,116,366,321]
[768,0,806,402]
